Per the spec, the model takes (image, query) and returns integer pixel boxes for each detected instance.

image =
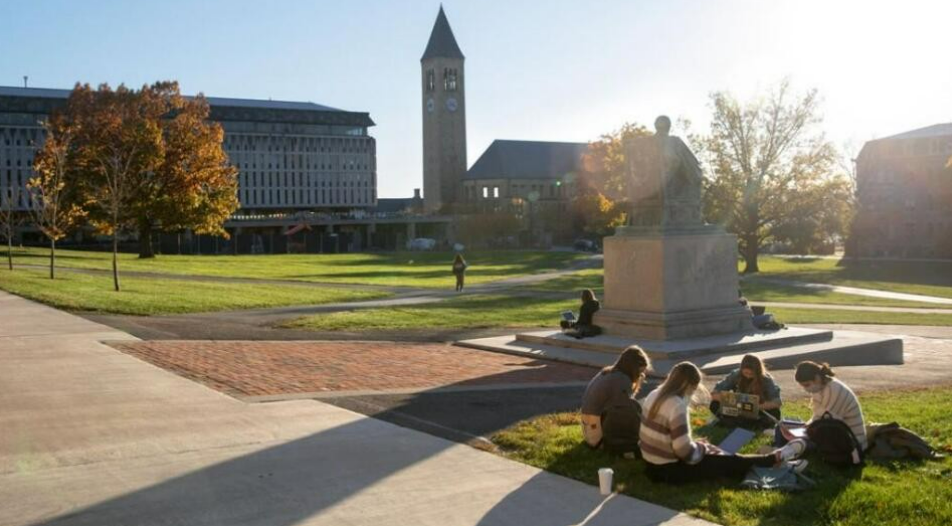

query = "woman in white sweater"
[639,362,805,484]
[793,361,867,450]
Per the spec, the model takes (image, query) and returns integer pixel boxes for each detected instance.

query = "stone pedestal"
[594,227,753,340]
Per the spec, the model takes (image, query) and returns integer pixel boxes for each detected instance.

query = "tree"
[69,83,164,291]
[700,81,844,273]
[569,122,651,238]
[0,186,25,271]
[29,117,87,279]
[131,82,238,259]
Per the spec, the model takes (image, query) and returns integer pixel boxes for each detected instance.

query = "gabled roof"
[879,123,952,141]
[421,6,464,61]
[465,140,589,181]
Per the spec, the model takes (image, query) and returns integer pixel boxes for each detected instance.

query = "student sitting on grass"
[710,354,782,428]
[579,346,650,448]
[560,289,601,339]
[640,362,806,485]
[785,361,867,451]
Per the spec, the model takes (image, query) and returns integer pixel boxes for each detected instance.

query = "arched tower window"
[444,68,458,91]
[426,69,435,92]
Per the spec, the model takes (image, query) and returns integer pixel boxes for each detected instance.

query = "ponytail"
[795,361,835,383]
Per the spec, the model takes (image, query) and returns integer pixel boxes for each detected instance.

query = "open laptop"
[719,391,761,420]
[561,311,576,322]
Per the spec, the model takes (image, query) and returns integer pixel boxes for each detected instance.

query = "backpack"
[600,399,642,455]
[807,412,864,466]
[867,422,943,460]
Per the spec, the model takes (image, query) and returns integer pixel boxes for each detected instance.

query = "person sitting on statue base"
[561,289,602,339]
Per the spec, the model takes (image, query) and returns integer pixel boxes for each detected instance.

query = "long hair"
[736,354,769,397]
[648,362,702,420]
[453,253,465,265]
[601,346,650,392]
[795,361,835,383]
[581,289,597,303]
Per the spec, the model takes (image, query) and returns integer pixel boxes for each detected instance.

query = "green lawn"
[3,248,585,289]
[0,268,390,315]
[283,293,576,331]
[752,256,952,300]
[492,387,952,526]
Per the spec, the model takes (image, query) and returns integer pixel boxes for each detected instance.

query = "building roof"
[0,85,374,126]
[374,197,417,214]
[465,140,589,181]
[421,6,464,61]
[879,123,952,141]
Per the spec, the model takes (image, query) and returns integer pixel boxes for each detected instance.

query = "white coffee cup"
[598,467,614,495]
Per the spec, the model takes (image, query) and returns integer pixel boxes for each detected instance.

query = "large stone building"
[0,86,377,213]
[421,6,467,213]
[851,123,952,259]
[462,139,586,206]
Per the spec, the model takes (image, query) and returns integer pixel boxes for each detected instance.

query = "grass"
[2,248,586,289]
[0,268,391,315]
[283,294,577,331]
[492,387,952,526]
[751,256,952,300]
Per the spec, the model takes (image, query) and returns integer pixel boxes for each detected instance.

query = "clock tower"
[421,6,467,213]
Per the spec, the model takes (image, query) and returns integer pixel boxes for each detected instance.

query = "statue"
[624,116,704,230]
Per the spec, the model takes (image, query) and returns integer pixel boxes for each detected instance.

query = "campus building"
[850,123,952,259]
[421,6,467,213]
[0,85,378,213]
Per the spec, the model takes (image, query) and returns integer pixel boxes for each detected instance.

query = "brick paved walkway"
[109,340,597,398]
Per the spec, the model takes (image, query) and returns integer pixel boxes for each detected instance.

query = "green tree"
[29,116,88,278]
[700,81,843,273]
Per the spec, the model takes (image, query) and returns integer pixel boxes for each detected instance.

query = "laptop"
[719,391,761,420]
[561,311,576,322]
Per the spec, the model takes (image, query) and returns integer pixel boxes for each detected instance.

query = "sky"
[2,0,951,197]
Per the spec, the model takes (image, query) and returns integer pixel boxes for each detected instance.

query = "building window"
[444,68,458,91]
[482,187,489,199]
[493,187,499,198]
[426,69,435,92]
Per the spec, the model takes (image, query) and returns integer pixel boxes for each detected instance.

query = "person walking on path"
[452,253,468,292]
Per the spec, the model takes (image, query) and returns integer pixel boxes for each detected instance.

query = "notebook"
[718,428,757,454]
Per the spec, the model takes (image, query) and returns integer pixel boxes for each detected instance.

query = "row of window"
[425,68,459,92]
[239,188,374,207]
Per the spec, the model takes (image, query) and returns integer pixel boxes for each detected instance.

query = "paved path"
[0,290,710,526]
[747,276,952,305]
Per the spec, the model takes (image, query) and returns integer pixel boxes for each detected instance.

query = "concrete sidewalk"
[0,291,711,526]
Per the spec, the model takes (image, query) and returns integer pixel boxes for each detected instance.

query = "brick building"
[850,123,952,259]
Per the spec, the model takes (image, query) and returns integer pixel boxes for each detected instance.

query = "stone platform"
[456,327,903,376]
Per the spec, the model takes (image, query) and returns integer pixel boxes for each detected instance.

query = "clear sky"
[2,0,950,197]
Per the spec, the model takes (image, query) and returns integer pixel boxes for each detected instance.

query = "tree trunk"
[6,233,12,271]
[112,234,121,292]
[138,221,155,259]
[50,238,56,279]
[742,235,760,274]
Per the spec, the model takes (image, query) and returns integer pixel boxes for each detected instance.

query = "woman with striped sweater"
[639,362,805,484]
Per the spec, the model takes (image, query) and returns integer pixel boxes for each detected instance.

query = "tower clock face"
[426,98,435,113]
[445,97,458,112]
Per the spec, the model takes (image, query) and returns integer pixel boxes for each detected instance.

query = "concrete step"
[457,328,903,377]
[515,327,833,360]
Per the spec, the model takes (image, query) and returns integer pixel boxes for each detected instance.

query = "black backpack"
[807,412,864,466]
[600,399,642,455]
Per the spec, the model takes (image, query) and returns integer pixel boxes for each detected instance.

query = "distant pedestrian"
[452,253,468,292]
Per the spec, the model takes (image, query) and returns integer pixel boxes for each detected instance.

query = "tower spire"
[421,6,464,61]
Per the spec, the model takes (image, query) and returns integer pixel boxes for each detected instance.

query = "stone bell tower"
[421,6,467,213]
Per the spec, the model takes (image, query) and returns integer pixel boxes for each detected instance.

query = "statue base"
[594,228,754,340]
